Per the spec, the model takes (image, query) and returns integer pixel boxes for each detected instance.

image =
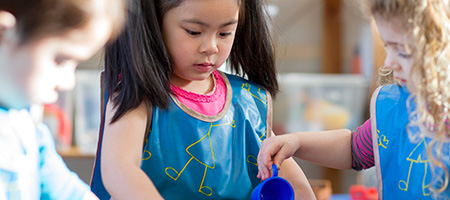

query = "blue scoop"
[251,164,295,200]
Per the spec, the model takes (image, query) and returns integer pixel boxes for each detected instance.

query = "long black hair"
[106,0,278,123]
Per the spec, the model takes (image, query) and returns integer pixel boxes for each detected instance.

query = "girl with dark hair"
[91,0,315,199]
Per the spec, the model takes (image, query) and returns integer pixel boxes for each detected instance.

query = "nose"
[199,36,218,56]
[384,51,401,71]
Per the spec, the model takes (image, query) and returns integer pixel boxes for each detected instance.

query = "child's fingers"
[271,155,288,174]
[257,153,272,180]
[257,138,282,180]
[257,134,299,180]
[270,140,296,169]
[272,148,290,167]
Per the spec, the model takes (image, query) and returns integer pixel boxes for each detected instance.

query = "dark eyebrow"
[221,20,238,27]
[182,19,238,28]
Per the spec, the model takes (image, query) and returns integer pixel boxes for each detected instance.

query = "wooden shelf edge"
[58,146,95,158]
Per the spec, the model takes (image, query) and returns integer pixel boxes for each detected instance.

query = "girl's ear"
[0,11,16,43]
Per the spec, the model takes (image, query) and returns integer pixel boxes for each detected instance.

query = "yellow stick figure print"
[241,83,267,167]
[242,83,267,105]
[164,116,236,196]
[247,130,266,166]
[247,155,258,166]
[377,130,389,149]
[398,138,431,196]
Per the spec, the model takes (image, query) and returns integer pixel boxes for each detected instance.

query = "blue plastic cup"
[251,164,295,200]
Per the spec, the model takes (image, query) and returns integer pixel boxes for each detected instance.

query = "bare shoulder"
[104,99,148,128]
[102,100,149,165]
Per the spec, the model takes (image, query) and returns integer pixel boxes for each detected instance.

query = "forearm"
[37,124,93,199]
[101,101,162,199]
[102,164,163,200]
[293,129,353,170]
[279,158,316,200]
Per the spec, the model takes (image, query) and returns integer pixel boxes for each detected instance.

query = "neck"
[171,74,214,95]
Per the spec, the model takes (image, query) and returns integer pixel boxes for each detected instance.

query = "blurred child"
[90,0,315,199]
[257,0,450,199]
[0,0,124,199]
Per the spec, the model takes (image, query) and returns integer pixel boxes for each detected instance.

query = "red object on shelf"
[350,185,378,200]
[44,104,72,148]
[351,48,361,74]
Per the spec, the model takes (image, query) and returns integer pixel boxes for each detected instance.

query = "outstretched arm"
[36,124,98,199]
[258,129,353,180]
[101,100,164,200]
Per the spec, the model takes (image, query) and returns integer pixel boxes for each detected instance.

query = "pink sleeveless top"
[170,71,226,116]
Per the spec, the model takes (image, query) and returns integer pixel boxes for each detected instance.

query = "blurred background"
[46,0,386,198]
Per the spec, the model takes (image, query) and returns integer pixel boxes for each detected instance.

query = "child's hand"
[257,134,300,180]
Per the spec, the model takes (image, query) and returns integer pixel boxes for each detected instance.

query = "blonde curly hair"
[371,0,450,196]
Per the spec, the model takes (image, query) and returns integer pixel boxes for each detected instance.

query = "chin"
[43,98,58,105]
[38,94,59,105]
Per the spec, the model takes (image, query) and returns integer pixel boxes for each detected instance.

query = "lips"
[395,76,407,83]
[194,62,214,72]
[195,62,214,67]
